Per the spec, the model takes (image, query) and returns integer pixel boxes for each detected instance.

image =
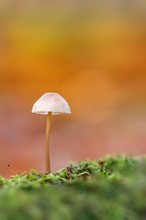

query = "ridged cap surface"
[32,93,71,115]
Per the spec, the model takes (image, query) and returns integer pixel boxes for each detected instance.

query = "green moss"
[0,156,146,220]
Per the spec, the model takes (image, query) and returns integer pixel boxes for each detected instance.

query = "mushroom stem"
[46,112,51,173]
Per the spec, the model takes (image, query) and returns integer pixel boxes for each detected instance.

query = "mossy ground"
[0,156,146,220]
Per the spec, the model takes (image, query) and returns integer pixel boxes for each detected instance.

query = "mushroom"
[32,93,71,173]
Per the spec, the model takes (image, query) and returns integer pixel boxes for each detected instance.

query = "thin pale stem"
[46,112,51,173]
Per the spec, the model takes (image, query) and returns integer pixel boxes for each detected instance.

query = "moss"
[0,156,146,219]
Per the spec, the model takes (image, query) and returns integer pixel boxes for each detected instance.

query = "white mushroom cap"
[32,93,71,115]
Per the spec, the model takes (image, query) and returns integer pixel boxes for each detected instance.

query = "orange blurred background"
[0,1,146,177]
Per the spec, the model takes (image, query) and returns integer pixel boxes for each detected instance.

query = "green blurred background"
[0,1,146,177]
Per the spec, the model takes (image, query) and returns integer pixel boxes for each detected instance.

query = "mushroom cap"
[32,93,71,115]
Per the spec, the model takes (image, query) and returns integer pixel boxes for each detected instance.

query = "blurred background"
[0,0,146,177]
